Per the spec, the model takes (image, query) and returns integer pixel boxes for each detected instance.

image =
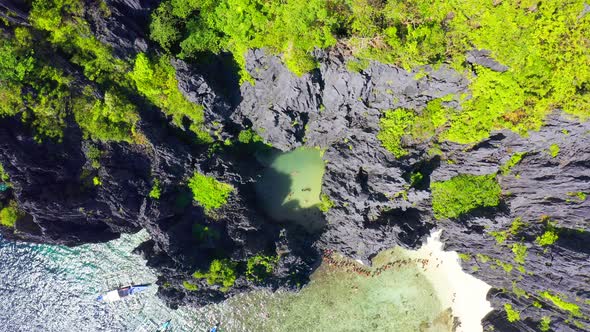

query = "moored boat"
[96,284,150,302]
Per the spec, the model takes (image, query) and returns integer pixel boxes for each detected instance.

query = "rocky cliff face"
[1,0,589,331]
[227,48,590,330]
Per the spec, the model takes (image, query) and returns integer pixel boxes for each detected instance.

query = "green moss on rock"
[549,144,560,158]
[188,172,233,211]
[0,163,9,183]
[318,193,334,212]
[246,255,278,282]
[149,179,161,199]
[0,201,20,228]
[504,303,520,322]
[539,316,551,331]
[540,291,581,317]
[377,109,416,157]
[500,152,526,175]
[512,243,528,265]
[193,259,237,291]
[130,53,211,143]
[431,174,501,219]
[182,280,198,291]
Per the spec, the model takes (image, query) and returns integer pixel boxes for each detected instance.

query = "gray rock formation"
[0,1,588,330]
[216,49,589,331]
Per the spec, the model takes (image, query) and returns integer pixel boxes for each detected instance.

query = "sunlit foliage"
[431,174,502,219]
[130,53,212,143]
[187,171,233,211]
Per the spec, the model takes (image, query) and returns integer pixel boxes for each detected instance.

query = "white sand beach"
[406,230,493,332]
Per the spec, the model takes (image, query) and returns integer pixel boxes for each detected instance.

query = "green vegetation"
[346,59,370,73]
[536,219,559,246]
[0,0,142,143]
[495,260,513,274]
[0,163,9,182]
[85,145,102,169]
[149,179,161,199]
[246,255,278,282]
[488,217,527,245]
[182,280,199,291]
[30,0,129,84]
[409,172,424,188]
[188,172,234,211]
[73,89,139,143]
[0,0,219,146]
[512,243,528,265]
[2,0,590,150]
[237,129,264,144]
[509,217,526,235]
[378,99,449,157]
[356,0,590,146]
[129,53,211,143]
[0,28,71,140]
[512,282,528,298]
[93,176,102,186]
[377,109,415,157]
[504,303,520,322]
[318,193,334,212]
[540,291,581,317]
[500,152,526,175]
[458,253,472,262]
[489,230,507,245]
[567,191,587,202]
[536,230,559,247]
[0,201,20,228]
[146,0,590,136]
[539,316,551,331]
[193,259,237,291]
[549,144,560,158]
[476,253,490,263]
[431,174,502,219]
[150,0,338,79]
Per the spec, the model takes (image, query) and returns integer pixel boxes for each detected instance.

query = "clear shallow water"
[255,148,326,231]
[0,230,455,332]
[203,251,452,332]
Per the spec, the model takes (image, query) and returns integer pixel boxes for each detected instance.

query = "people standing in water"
[321,250,431,277]
[209,322,220,332]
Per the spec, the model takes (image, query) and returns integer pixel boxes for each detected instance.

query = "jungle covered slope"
[0,0,589,331]
[150,0,589,141]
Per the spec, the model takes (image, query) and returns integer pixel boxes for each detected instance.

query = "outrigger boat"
[96,284,150,302]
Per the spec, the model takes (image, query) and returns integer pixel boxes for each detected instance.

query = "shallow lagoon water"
[0,229,461,332]
[254,147,326,231]
[207,251,452,332]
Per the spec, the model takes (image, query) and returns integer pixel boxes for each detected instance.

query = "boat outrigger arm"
[96,284,150,302]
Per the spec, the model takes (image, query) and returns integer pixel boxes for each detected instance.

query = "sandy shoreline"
[405,230,493,332]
